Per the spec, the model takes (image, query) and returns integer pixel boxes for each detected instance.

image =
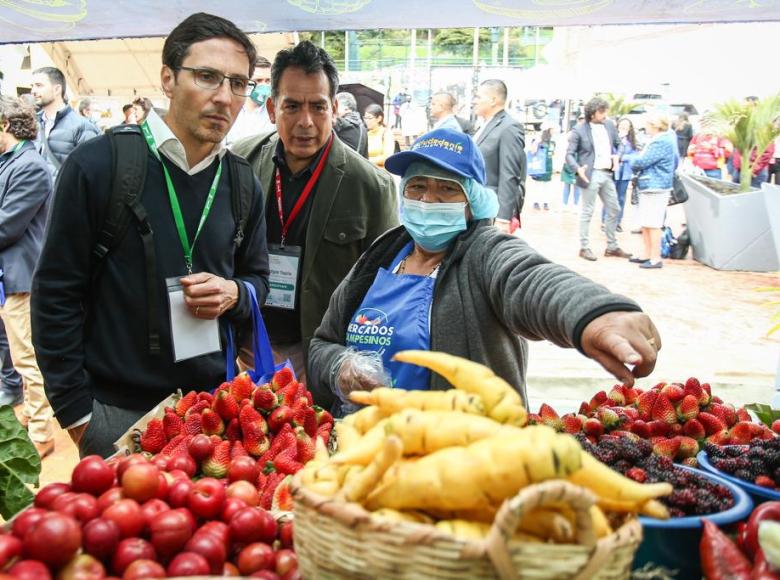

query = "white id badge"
[266,244,301,310]
[166,277,221,362]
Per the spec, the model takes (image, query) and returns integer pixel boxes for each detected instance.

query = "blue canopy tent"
[1,0,779,44]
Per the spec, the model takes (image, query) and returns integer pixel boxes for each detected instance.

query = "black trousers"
[79,399,147,458]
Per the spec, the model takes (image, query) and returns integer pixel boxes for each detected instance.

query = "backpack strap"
[227,152,254,249]
[94,125,160,354]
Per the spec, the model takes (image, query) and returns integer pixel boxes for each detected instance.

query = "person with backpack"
[31,13,270,458]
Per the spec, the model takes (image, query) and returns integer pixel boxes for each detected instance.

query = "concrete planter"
[764,182,780,268]
[680,173,780,272]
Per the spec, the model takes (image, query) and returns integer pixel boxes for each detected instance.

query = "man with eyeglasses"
[31,13,270,458]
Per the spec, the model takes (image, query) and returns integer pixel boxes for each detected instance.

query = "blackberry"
[703,442,723,458]
[612,460,632,473]
[734,469,753,481]
[726,445,749,458]
[748,447,767,460]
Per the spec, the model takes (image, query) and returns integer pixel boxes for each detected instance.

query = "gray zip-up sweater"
[308,220,641,413]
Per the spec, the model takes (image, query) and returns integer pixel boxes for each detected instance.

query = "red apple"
[226,480,259,507]
[0,534,22,569]
[96,487,124,513]
[57,492,100,524]
[185,531,227,574]
[149,509,193,559]
[34,482,71,509]
[140,498,169,530]
[251,572,280,580]
[166,552,210,577]
[237,542,276,575]
[122,559,165,579]
[57,553,106,579]
[188,434,214,462]
[121,463,159,503]
[275,549,298,575]
[228,456,259,483]
[151,455,169,470]
[10,507,47,539]
[221,497,248,523]
[166,454,197,478]
[223,562,241,576]
[278,520,294,549]
[167,478,194,508]
[166,469,190,481]
[111,538,155,576]
[230,507,273,545]
[51,491,79,511]
[187,477,225,520]
[102,499,145,539]
[280,570,302,580]
[154,473,169,501]
[7,560,52,580]
[71,455,115,497]
[23,512,82,569]
[82,517,121,562]
[196,521,230,551]
[173,507,197,536]
[115,454,148,482]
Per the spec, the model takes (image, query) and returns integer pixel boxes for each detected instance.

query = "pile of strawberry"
[531,378,773,465]
[133,368,333,511]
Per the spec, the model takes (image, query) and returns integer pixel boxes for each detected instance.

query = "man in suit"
[0,95,55,457]
[565,96,631,261]
[232,41,397,394]
[473,79,526,233]
[429,92,463,132]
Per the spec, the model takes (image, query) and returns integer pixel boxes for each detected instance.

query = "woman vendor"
[307,128,661,415]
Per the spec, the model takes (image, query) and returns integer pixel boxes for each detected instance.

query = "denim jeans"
[703,168,722,179]
[562,183,580,205]
[602,179,629,225]
[0,319,22,392]
[732,168,770,188]
[580,169,620,250]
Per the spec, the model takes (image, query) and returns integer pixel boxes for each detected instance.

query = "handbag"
[526,145,547,177]
[668,173,689,206]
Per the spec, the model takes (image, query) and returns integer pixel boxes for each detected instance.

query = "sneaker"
[604,247,632,258]
[629,257,650,264]
[0,388,23,407]
[639,260,663,269]
[533,202,540,210]
[579,248,597,261]
[543,203,549,211]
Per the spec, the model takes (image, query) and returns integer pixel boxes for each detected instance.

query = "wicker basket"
[291,478,642,580]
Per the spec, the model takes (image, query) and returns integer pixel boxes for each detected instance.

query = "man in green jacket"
[233,41,397,392]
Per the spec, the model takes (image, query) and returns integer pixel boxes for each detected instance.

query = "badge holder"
[224,281,295,384]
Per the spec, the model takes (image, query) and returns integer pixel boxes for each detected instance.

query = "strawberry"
[711,396,724,405]
[681,457,699,468]
[756,475,775,489]
[163,409,183,440]
[701,382,712,395]
[214,390,240,422]
[527,413,541,425]
[629,419,651,439]
[268,406,294,433]
[589,391,608,409]
[653,436,681,458]
[260,472,285,510]
[243,421,270,457]
[772,420,780,436]
[295,428,316,464]
[225,418,241,441]
[621,407,639,422]
[676,395,699,422]
[185,400,210,419]
[761,427,776,441]
[538,403,561,430]
[256,470,267,491]
[230,440,249,459]
[698,412,727,436]
[626,467,647,483]
[736,408,751,423]
[597,407,620,430]
[214,382,231,395]
[295,407,318,438]
[317,422,333,447]
[202,440,231,479]
[636,391,658,421]
[240,404,269,435]
[583,418,604,439]
[229,373,255,403]
[272,367,295,391]
[578,402,592,416]
[139,418,166,454]
[184,412,202,436]
[651,394,677,424]
[624,388,639,405]
[272,476,294,511]
[706,430,731,446]
[314,406,334,428]
[273,446,304,475]
[677,436,699,459]
[710,404,738,428]
[683,418,706,440]
[259,424,296,465]
[729,422,754,445]
[611,430,639,442]
[608,386,626,406]
[277,383,300,408]
[660,384,685,403]
[669,423,683,436]
[159,434,185,457]
[561,414,583,434]
[175,391,198,417]
[200,408,225,436]
[651,381,667,391]
[197,391,214,404]
[253,387,278,412]
[683,379,703,401]
[648,420,670,437]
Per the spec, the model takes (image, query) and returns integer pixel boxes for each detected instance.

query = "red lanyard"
[274,134,334,246]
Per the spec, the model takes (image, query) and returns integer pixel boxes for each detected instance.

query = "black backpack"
[91,124,255,355]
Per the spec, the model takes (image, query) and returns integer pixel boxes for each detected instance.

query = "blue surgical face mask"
[401,198,468,252]
[249,83,271,107]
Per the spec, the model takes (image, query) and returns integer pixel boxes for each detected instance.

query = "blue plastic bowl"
[697,449,780,504]
[633,464,753,578]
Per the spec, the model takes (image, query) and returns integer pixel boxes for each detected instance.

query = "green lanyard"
[140,121,222,274]
[11,140,26,153]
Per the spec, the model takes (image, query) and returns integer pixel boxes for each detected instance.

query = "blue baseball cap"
[385,128,486,185]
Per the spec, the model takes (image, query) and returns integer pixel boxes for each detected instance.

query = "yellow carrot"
[392,350,527,427]
[371,509,434,524]
[334,420,366,453]
[517,508,573,543]
[568,453,672,504]
[341,405,384,434]
[338,436,403,503]
[349,387,485,415]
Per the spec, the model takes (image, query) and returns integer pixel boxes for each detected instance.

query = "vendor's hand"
[576,165,590,184]
[337,360,386,400]
[68,423,88,446]
[580,311,661,386]
[181,272,239,320]
[494,218,511,234]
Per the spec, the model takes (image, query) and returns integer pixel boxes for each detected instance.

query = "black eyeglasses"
[177,66,257,97]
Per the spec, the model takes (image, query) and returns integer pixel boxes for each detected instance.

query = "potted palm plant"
[679,92,780,272]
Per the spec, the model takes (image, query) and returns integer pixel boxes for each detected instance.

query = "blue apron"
[345,242,434,389]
